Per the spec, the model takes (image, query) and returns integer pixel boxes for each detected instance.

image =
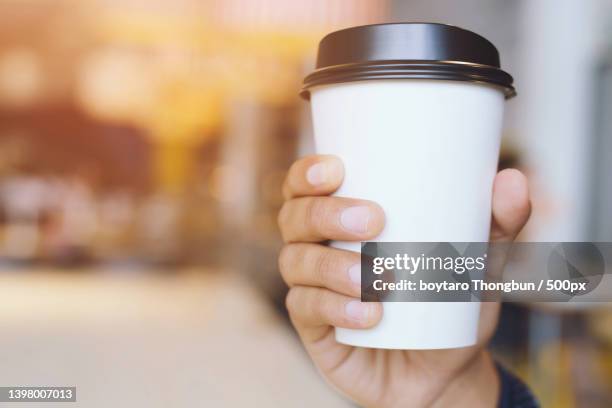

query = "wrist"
[432,350,499,408]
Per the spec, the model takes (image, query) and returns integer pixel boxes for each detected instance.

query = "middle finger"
[278,196,385,243]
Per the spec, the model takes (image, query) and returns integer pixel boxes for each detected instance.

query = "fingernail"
[348,264,361,287]
[340,206,370,233]
[345,300,371,321]
[306,162,327,186]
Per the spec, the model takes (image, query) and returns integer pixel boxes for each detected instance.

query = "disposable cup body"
[309,79,505,349]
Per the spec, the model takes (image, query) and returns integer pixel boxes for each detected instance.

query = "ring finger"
[279,243,362,297]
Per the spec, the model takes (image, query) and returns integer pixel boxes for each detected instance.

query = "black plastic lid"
[301,22,515,99]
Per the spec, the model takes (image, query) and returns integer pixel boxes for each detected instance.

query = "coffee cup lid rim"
[302,22,515,99]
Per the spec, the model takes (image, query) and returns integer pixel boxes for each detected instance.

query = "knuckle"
[314,289,338,323]
[311,249,338,287]
[310,289,326,321]
[305,198,328,234]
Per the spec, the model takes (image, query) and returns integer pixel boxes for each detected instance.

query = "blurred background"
[0,0,611,406]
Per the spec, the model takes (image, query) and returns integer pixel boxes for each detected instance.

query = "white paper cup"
[310,79,504,349]
[302,23,514,350]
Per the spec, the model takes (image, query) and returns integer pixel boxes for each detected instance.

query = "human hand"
[278,155,531,408]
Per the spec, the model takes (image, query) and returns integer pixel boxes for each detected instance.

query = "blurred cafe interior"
[1,0,612,406]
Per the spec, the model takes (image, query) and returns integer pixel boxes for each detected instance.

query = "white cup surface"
[310,79,505,349]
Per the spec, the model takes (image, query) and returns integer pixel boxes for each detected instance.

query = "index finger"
[282,155,344,200]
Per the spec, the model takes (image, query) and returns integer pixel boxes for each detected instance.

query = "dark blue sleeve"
[497,362,540,408]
